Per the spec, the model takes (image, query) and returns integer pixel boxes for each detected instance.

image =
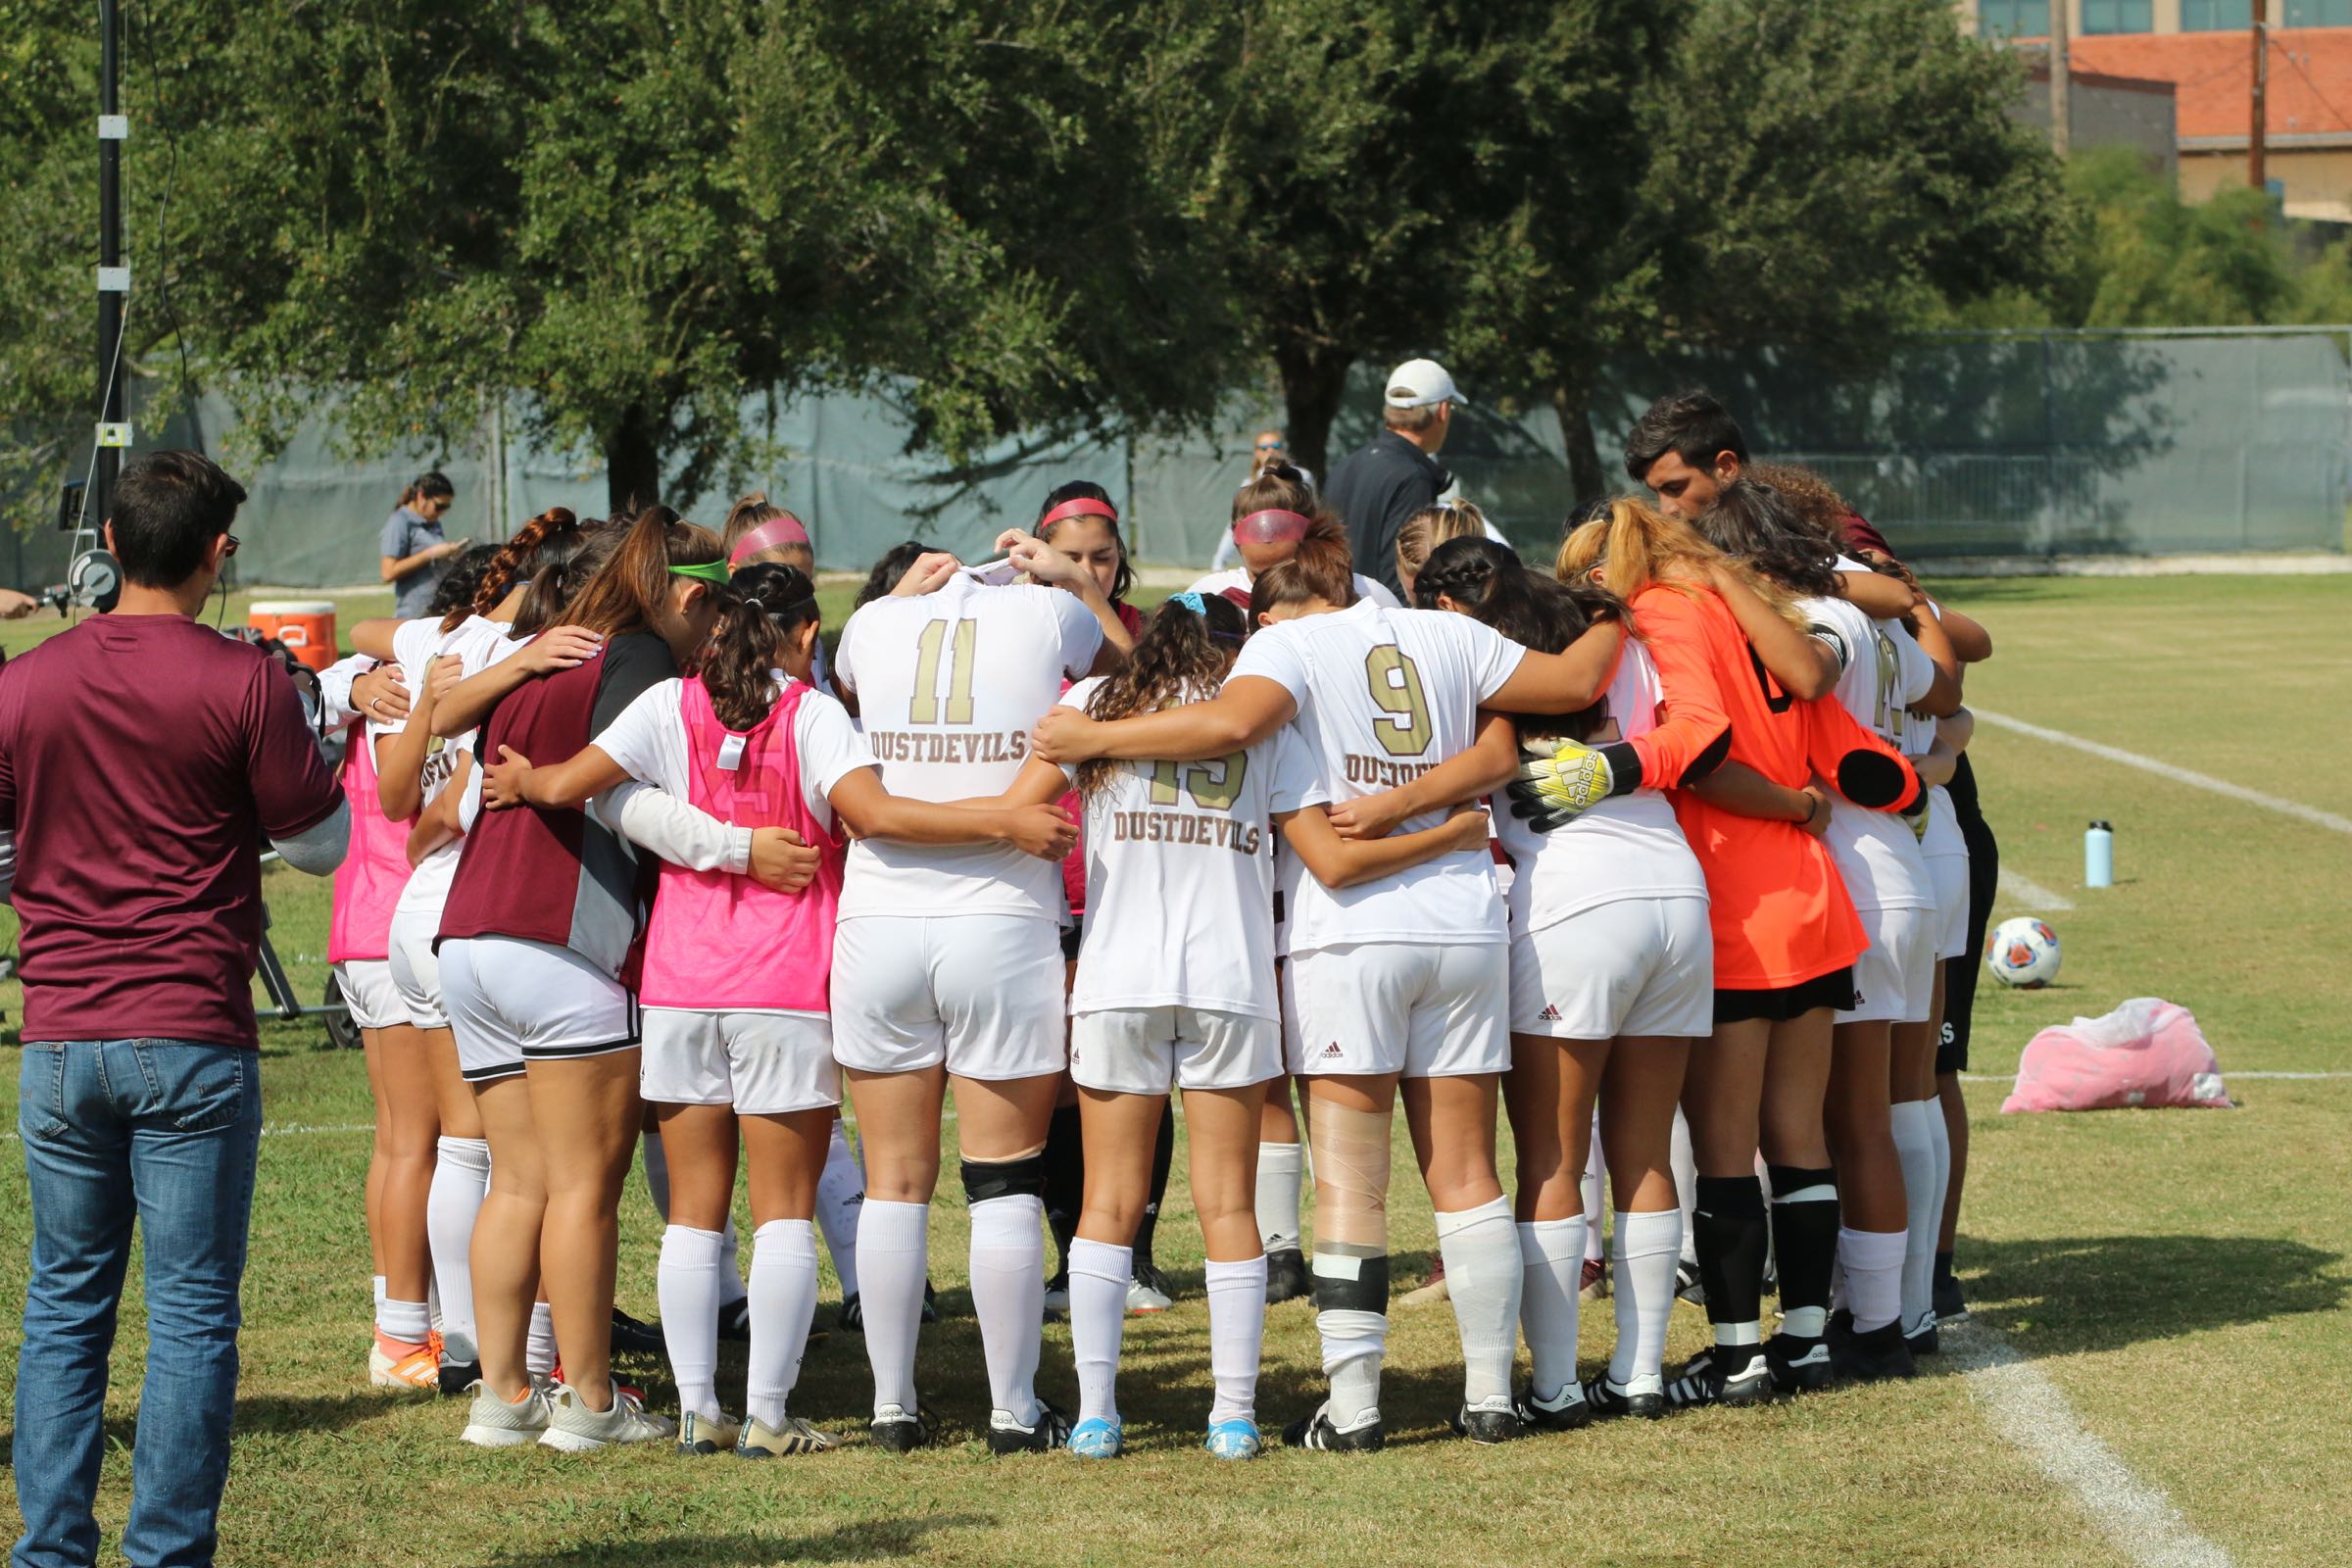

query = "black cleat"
[1674,1258,1707,1306]
[921,1279,940,1324]
[1580,1374,1667,1420]
[1453,1400,1530,1445]
[1831,1318,1919,1384]
[1766,1332,1833,1394]
[985,1399,1071,1455]
[869,1401,934,1453]
[1933,1275,1969,1324]
[719,1299,752,1344]
[1283,1401,1386,1452]
[1265,1248,1312,1305]
[1515,1381,1592,1433]
[1665,1346,1775,1409]
[610,1306,664,1357]
[438,1358,482,1397]
[837,1293,863,1333]
[1905,1319,1940,1357]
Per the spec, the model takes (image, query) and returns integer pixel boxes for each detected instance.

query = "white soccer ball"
[1986,916,2062,989]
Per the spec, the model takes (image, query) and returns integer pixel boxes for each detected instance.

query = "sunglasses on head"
[1255,440,1282,452]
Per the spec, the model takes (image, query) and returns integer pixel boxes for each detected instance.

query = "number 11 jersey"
[832,571,1103,920]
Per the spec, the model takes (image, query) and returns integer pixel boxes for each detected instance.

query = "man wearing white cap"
[1322,358,1465,600]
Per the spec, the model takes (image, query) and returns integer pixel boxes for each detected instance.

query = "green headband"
[668,560,730,585]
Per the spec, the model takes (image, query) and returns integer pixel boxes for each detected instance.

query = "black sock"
[1934,1249,1955,1287]
[1692,1176,1769,1349]
[1043,1102,1084,1277]
[1132,1100,1176,1269]
[1766,1165,1839,1338]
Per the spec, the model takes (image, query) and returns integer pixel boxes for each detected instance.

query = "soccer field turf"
[0,573,2345,1565]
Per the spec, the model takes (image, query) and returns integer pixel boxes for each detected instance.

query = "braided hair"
[1414,536,1618,743]
[455,506,587,629]
[700,562,823,732]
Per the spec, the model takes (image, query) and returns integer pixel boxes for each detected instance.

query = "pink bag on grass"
[2000,998,2233,1113]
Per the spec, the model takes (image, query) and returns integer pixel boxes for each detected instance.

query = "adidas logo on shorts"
[1538,1004,1562,1021]
[1319,1041,1345,1060]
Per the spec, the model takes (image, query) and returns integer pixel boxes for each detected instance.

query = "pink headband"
[1234,509,1311,546]
[1039,496,1119,530]
[728,513,809,567]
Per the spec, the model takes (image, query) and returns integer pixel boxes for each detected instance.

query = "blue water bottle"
[2084,820,2114,889]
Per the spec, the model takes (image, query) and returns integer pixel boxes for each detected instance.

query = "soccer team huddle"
[324,388,1997,1463]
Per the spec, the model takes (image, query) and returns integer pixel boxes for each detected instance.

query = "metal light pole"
[94,0,129,525]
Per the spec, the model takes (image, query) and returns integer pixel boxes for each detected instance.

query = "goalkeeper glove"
[1504,737,1642,834]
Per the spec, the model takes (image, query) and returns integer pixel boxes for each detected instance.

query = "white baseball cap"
[1385,358,1468,411]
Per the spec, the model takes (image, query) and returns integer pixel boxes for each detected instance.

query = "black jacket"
[1323,429,1450,600]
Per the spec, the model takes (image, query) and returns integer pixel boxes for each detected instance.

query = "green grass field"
[1,573,2347,1565]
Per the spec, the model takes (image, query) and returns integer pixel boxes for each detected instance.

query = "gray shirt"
[379,505,446,617]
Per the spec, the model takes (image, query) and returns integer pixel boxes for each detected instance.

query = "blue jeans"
[14,1042,263,1568]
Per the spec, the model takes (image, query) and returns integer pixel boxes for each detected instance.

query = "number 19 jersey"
[1227,599,1525,954]
[832,571,1103,921]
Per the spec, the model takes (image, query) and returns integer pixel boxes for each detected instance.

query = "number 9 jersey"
[832,570,1104,919]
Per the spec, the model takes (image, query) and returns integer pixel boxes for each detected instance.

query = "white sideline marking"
[1944,1321,2235,1568]
[1959,1069,2351,1084]
[1998,867,2077,911]
[1975,710,2352,834]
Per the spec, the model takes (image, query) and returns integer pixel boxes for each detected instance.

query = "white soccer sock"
[1436,1197,1524,1410]
[1204,1254,1267,1425]
[1839,1226,1907,1335]
[857,1200,928,1417]
[1890,1099,1939,1336]
[1926,1100,1952,1289]
[1609,1208,1682,1396]
[746,1219,818,1429]
[657,1225,725,1422]
[1581,1115,1606,1261]
[377,1296,430,1345]
[1255,1140,1304,1253]
[968,1195,1047,1425]
[717,1218,749,1312]
[1516,1216,1585,1403]
[526,1300,557,1379]
[372,1274,387,1312]
[1318,1306,1387,1431]
[1671,1110,1700,1268]
[1067,1238,1131,1427]
[816,1121,865,1300]
[426,1135,490,1364]
[642,1131,670,1222]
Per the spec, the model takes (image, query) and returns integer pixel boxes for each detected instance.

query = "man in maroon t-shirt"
[0,450,346,1568]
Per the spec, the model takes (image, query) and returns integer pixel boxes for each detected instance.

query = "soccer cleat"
[1905,1319,1940,1357]
[1127,1265,1174,1314]
[987,1400,1073,1455]
[922,1280,941,1324]
[1580,1374,1667,1421]
[1202,1418,1262,1460]
[1042,1270,1071,1317]
[1399,1256,1449,1307]
[609,1306,665,1357]
[837,1293,863,1333]
[1066,1416,1124,1458]
[735,1414,837,1457]
[1766,1333,1834,1395]
[1933,1274,1969,1324]
[675,1410,742,1456]
[718,1299,752,1344]
[1830,1318,1920,1384]
[539,1385,676,1451]
[1579,1257,1609,1300]
[1515,1380,1592,1433]
[1665,1346,1775,1409]
[1453,1398,1529,1445]
[869,1402,934,1454]
[438,1357,483,1397]
[461,1382,553,1448]
[1675,1258,1707,1306]
[1283,1401,1385,1452]
[368,1334,441,1391]
[1265,1248,1312,1305]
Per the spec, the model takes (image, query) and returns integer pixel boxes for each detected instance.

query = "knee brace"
[961,1152,1049,1205]
[1767,1164,1838,1207]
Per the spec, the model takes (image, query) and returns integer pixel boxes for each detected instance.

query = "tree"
[1456,0,2070,503]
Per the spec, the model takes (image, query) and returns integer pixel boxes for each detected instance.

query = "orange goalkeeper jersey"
[1630,585,1920,991]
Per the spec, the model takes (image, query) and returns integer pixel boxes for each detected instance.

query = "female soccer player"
[482,560,1076,1455]
[1394,501,1494,604]
[826,541,1115,1455]
[1691,482,1959,1381]
[1357,535,1730,1421]
[1187,466,1401,610]
[1553,499,1920,1405]
[1035,522,1619,1449]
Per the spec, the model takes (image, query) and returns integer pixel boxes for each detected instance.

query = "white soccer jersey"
[1185,567,1401,611]
[373,613,514,918]
[1227,599,1524,951]
[1058,677,1322,1019]
[832,571,1103,920]
[1805,595,1936,913]
[1494,639,1708,935]
[591,674,875,838]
